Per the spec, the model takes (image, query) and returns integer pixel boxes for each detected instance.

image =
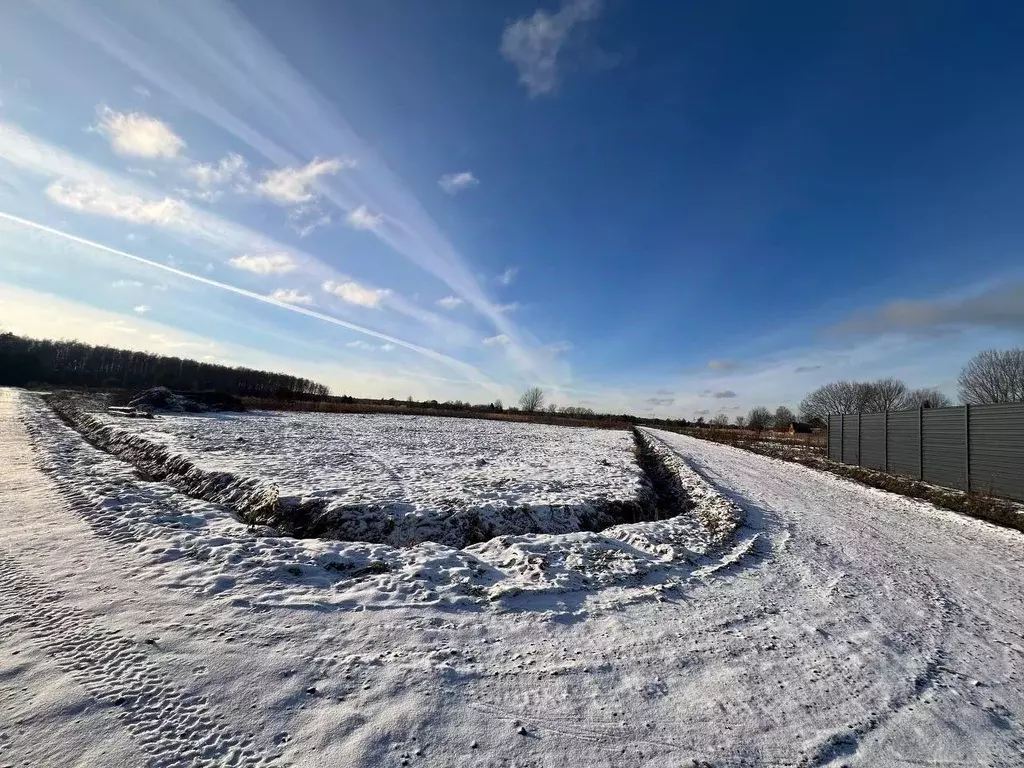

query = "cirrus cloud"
[438,171,479,195]
[483,334,512,346]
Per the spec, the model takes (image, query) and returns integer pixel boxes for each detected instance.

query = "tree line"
[0,333,330,399]
[798,347,1024,421]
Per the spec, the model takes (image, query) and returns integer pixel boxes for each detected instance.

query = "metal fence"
[827,403,1024,502]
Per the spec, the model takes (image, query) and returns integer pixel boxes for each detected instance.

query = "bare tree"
[861,377,907,412]
[958,348,1024,404]
[901,387,953,409]
[546,402,558,413]
[518,386,545,412]
[800,381,864,421]
[735,415,746,428]
[800,378,909,418]
[747,406,772,431]
[492,398,503,411]
[711,413,729,426]
[773,405,795,430]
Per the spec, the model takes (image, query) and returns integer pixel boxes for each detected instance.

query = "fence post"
[918,407,924,480]
[840,414,845,464]
[857,412,862,466]
[883,409,888,473]
[965,404,971,494]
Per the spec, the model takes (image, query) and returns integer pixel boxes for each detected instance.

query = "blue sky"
[1,0,1023,419]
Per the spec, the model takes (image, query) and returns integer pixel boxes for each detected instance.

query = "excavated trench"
[45,394,691,549]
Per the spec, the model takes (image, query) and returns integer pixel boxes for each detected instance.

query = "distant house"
[788,421,813,434]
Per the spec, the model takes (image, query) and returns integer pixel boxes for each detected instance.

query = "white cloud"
[228,252,296,275]
[483,334,512,346]
[269,288,313,306]
[438,171,479,194]
[496,302,520,314]
[380,343,396,352]
[544,341,572,356]
[346,205,383,231]
[133,304,150,314]
[93,105,185,158]
[185,153,249,190]
[500,0,602,97]
[497,266,519,286]
[46,180,188,226]
[322,280,391,308]
[133,85,152,98]
[257,157,353,205]
[436,296,465,310]
[111,279,144,288]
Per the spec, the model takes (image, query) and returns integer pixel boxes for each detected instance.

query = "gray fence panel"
[922,407,967,491]
[887,410,921,479]
[969,403,1024,500]
[827,415,842,461]
[860,413,886,470]
[842,414,860,465]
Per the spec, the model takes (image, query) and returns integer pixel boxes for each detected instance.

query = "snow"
[73,404,653,548]
[3,390,1024,766]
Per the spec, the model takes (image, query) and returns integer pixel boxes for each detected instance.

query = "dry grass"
[240,397,630,431]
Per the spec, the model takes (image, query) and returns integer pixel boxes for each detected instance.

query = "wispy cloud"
[497,266,519,286]
[794,365,823,373]
[257,157,353,205]
[495,302,520,313]
[712,390,737,399]
[346,340,395,353]
[645,397,674,406]
[483,334,512,346]
[436,296,464,310]
[186,152,249,190]
[544,341,572,356]
[46,180,188,225]
[438,171,479,195]
[111,279,144,288]
[345,205,382,231]
[228,252,296,275]
[93,105,185,158]
[269,288,313,306]
[133,304,150,314]
[500,0,603,97]
[707,359,738,371]
[831,282,1024,336]
[322,280,391,308]
[0,211,500,392]
[43,1,553,386]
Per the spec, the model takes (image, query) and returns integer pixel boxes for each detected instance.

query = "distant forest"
[0,332,330,399]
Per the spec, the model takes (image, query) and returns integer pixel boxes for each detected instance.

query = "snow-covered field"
[3,388,1024,767]
[66,404,655,548]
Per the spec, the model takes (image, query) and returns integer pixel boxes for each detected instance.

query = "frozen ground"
[2,389,1024,766]
[65,403,655,547]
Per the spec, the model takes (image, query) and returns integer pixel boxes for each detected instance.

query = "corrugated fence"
[827,403,1024,502]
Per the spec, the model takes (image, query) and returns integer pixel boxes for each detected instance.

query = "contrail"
[0,210,500,391]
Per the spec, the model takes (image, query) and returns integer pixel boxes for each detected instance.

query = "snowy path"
[642,428,1024,765]
[2,390,1024,767]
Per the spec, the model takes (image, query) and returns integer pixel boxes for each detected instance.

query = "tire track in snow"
[0,553,272,768]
